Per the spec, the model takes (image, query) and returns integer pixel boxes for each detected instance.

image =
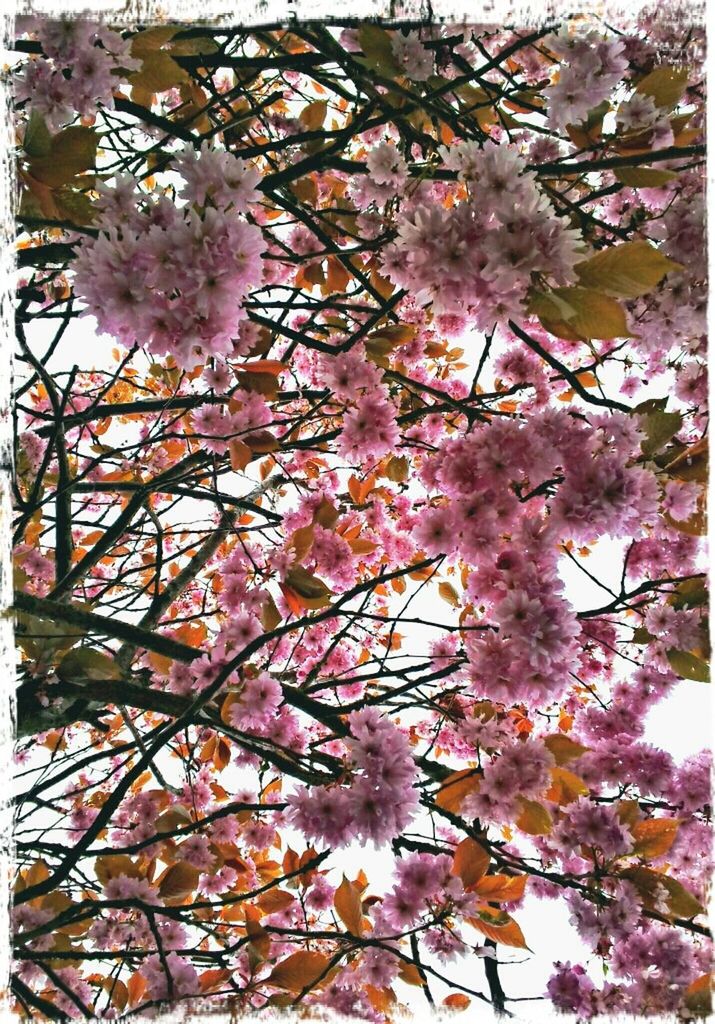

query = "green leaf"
[615,167,678,188]
[639,410,682,457]
[23,111,52,158]
[636,65,690,110]
[28,126,99,188]
[58,648,122,681]
[129,51,188,94]
[668,578,708,611]
[663,651,708,684]
[574,241,682,299]
[356,24,401,77]
[667,649,709,683]
[54,189,96,226]
[528,287,630,341]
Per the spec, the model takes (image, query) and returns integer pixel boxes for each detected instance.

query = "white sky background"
[6,4,714,1022]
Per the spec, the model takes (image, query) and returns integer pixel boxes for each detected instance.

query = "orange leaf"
[435,768,481,814]
[397,961,425,986]
[468,909,529,949]
[474,873,527,903]
[334,875,364,935]
[199,968,232,993]
[236,360,287,376]
[229,439,253,471]
[258,888,296,914]
[515,797,553,836]
[267,950,331,992]
[545,766,589,804]
[451,837,490,889]
[443,993,471,1011]
[438,581,461,608]
[631,818,682,860]
[127,972,147,1008]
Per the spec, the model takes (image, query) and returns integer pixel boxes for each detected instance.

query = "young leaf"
[528,287,630,341]
[631,818,682,860]
[666,649,710,683]
[28,126,99,188]
[451,837,490,889]
[267,950,331,992]
[334,875,364,935]
[57,647,122,681]
[636,65,690,110]
[574,241,682,299]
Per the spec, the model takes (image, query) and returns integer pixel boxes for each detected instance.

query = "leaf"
[435,768,481,814]
[23,110,52,158]
[622,866,704,919]
[236,360,288,376]
[54,188,96,226]
[356,24,401,77]
[668,577,708,611]
[639,409,682,457]
[543,734,589,765]
[283,566,333,609]
[443,993,471,1011]
[129,50,188,94]
[515,797,553,835]
[127,972,147,1008]
[257,888,295,914]
[451,837,490,889]
[385,455,409,483]
[95,855,142,888]
[158,860,200,900]
[28,127,99,187]
[474,873,528,902]
[528,287,629,341]
[667,649,709,683]
[300,100,328,131]
[468,909,529,949]
[683,974,712,1017]
[545,767,589,805]
[199,968,232,993]
[334,876,364,935]
[574,241,682,300]
[397,961,425,986]
[261,593,283,632]
[438,581,461,608]
[229,439,253,471]
[57,647,122,682]
[267,950,331,992]
[615,167,678,188]
[631,818,682,860]
[664,437,707,483]
[636,65,690,110]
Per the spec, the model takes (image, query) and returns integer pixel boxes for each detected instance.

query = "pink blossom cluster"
[15,19,141,128]
[286,707,418,847]
[464,739,555,824]
[73,156,264,370]
[542,28,629,132]
[380,141,583,321]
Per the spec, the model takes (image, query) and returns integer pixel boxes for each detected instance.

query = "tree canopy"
[10,11,709,1021]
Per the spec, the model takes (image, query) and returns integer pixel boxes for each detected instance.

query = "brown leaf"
[158,860,200,900]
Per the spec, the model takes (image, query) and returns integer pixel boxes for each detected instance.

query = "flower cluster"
[73,151,264,369]
[381,141,584,322]
[286,707,418,847]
